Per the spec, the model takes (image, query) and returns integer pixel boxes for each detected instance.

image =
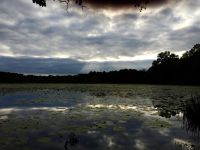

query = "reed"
[183,96,200,136]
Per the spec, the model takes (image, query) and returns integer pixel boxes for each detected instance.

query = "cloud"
[0,0,200,74]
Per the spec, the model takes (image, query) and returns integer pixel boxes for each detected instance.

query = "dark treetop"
[1,44,200,85]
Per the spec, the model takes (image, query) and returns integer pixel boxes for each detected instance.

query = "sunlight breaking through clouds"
[0,0,200,73]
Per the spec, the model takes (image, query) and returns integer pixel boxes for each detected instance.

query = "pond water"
[0,84,200,150]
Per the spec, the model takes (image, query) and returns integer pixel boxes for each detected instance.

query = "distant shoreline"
[1,44,200,85]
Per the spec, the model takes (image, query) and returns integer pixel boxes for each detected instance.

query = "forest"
[0,44,200,85]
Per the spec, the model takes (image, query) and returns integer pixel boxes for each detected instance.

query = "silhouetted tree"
[179,44,200,84]
[181,44,200,59]
[1,44,200,85]
[152,51,179,67]
[32,0,151,11]
[148,44,200,84]
[32,0,46,7]
[148,51,180,84]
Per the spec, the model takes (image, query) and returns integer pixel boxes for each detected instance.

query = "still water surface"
[0,84,200,150]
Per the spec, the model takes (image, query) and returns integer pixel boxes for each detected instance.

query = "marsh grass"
[183,96,200,137]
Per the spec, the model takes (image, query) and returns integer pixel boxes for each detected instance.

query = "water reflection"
[65,132,79,150]
[152,94,200,138]
[1,85,200,149]
[152,96,184,118]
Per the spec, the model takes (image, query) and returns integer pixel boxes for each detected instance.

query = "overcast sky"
[0,0,200,74]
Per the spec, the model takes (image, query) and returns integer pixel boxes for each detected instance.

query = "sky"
[0,0,200,75]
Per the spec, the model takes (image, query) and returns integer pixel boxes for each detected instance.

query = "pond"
[0,84,200,150]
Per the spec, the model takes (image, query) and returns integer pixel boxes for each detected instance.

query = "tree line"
[0,44,200,85]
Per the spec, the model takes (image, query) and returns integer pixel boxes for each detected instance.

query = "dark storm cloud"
[0,56,152,74]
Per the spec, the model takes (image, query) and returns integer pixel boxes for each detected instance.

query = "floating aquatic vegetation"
[0,84,200,150]
[14,136,28,145]
[1,123,13,133]
[112,126,125,132]
[92,121,109,129]
[37,137,51,143]
[32,98,51,103]
[159,109,178,118]
[173,138,196,150]
[0,136,16,146]
[65,125,91,133]
[144,118,171,129]
[21,147,33,150]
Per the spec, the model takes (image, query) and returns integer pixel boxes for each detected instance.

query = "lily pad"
[113,126,126,132]
[145,119,171,129]
[37,137,51,143]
